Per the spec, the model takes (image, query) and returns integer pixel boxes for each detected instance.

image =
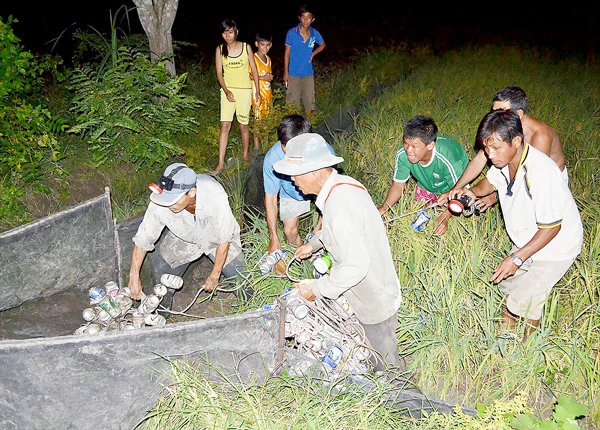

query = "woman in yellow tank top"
[214,19,261,175]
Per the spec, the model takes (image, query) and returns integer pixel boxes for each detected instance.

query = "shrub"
[67,46,204,168]
[0,16,67,229]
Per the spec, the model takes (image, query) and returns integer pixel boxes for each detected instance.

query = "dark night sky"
[2,2,598,71]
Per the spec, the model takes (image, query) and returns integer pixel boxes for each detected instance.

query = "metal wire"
[383,201,440,224]
[282,287,373,378]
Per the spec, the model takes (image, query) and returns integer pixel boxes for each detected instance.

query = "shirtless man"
[438,87,567,211]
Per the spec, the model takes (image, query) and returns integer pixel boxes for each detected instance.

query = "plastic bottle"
[104,281,119,297]
[97,295,120,318]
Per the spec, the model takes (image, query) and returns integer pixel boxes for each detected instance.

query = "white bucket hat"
[273,133,344,176]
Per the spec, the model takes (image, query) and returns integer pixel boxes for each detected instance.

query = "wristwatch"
[510,252,523,268]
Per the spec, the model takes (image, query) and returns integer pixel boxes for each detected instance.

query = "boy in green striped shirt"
[378,115,469,235]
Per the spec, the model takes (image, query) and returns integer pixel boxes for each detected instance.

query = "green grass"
[167,43,599,428]
[333,43,600,427]
[3,38,599,428]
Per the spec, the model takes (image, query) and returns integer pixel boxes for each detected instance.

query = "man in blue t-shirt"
[283,4,326,118]
[263,114,335,252]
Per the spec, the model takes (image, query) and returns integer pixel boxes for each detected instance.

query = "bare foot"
[212,164,224,175]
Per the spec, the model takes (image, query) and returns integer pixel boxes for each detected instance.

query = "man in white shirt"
[274,133,404,372]
[452,110,582,341]
[128,163,249,314]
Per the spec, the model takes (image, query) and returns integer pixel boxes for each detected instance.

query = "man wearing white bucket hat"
[274,133,404,373]
[128,163,249,315]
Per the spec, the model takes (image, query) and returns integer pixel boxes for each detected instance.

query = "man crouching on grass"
[452,109,582,341]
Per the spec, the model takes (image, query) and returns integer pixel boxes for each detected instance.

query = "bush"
[0,16,67,229]
[67,46,204,168]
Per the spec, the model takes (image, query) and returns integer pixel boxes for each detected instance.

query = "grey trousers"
[360,313,404,372]
[151,251,251,300]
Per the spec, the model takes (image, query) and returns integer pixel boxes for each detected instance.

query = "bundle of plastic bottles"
[73,274,183,336]
[265,287,372,379]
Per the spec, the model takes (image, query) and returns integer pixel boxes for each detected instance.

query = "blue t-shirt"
[285,25,324,77]
[263,140,335,200]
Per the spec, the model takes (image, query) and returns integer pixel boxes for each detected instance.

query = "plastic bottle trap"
[74,274,184,335]
[261,248,374,379]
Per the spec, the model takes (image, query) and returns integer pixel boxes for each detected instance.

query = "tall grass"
[335,44,600,427]
[146,43,600,428]
[10,32,597,427]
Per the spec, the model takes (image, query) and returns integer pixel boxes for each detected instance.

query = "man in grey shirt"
[274,133,404,373]
[128,163,249,314]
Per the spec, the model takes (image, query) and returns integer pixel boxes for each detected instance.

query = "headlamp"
[148,175,175,194]
[448,193,481,217]
[148,166,186,194]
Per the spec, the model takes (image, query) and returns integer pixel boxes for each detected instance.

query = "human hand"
[265,72,273,82]
[437,191,451,206]
[294,279,316,301]
[452,188,476,203]
[268,237,283,254]
[474,192,498,213]
[490,256,519,284]
[226,90,235,102]
[432,213,450,235]
[294,242,314,261]
[202,273,221,292]
[128,277,143,301]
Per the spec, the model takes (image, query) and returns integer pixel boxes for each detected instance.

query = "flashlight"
[448,194,472,215]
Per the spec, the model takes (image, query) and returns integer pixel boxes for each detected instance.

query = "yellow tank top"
[222,42,252,89]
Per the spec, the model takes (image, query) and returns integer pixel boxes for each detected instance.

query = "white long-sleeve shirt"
[308,170,402,324]
[133,174,243,267]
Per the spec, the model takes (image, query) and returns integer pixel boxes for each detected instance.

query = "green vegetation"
[1,14,599,430]
[0,16,67,228]
[67,46,203,167]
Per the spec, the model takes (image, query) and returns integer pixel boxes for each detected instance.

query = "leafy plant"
[510,394,588,430]
[0,16,67,230]
[67,46,204,168]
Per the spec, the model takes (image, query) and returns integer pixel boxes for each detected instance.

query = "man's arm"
[128,245,147,300]
[454,177,496,204]
[378,181,406,215]
[283,45,291,85]
[313,213,323,233]
[432,209,453,236]
[310,42,326,62]
[265,193,282,253]
[204,241,230,292]
[490,225,561,284]
[438,150,488,205]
